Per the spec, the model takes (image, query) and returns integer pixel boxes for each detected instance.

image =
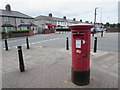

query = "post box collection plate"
[76,40,81,48]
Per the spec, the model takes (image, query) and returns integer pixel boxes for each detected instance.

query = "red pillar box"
[69,23,93,86]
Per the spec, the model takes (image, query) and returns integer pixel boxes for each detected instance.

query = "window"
[27,27,30,30]
[29,20,34,24]
[41,20,45,24]
[20,19,24,23]
[4,17,9,23]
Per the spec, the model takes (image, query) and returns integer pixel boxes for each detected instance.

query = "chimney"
[80,19,82,23]
[49,13,52,17]
[63,16,66,20]
[5,4,11,11]
[73,18,76,21]
[85,21,89,23]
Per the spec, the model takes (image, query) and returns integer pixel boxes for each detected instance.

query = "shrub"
[8,31,12,38]
[11,30,29,33]
[1,32,7,39]
[117,23,120,27]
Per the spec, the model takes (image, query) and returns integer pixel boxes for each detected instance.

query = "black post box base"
[20,65,25,72]
[72,68,90,86]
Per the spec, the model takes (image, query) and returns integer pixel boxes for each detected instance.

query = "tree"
[106,22,110,27]
[113,23,117,27]
[85,21,89,23]
[117,23,120,27]
[101,23,103,25]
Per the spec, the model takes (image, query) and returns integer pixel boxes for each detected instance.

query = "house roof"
[35,15,68,22]
[35,15,80,24]
[68,20,80,24]
[0,9,34,19]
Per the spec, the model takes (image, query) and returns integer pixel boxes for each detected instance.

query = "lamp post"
[93,7,98,37]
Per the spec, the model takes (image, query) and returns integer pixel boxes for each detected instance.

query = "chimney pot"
[49,13,52,17]
[73,18,76,21]
[5,4,11,11]
[80,19,82,22]
[63,16,66,20]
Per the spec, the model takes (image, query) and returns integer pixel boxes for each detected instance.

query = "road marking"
[6,38,25,43]
[2,37,63,49]
[3,48,5,50]
[22,44,26,46]
[31,43,35,45]
[3,47,10,50]
[37,42,41,43]
[12,46,17,48]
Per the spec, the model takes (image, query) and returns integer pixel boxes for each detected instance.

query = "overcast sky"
[0,0,119,24]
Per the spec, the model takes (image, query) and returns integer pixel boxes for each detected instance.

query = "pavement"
[2,43,118,88]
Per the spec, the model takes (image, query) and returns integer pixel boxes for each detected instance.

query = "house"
[67,18,81,25]
[0,4,37,33]
[35,13,73,32]
[35,13,83,33]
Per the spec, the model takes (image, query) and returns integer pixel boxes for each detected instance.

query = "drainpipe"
[15,17,17,30]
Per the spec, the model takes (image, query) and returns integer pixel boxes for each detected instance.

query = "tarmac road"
[1,32,119,52]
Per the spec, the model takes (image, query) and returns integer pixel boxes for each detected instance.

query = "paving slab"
[2,45,118,88]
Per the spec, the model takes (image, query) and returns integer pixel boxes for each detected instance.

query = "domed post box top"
[69,23,93,30]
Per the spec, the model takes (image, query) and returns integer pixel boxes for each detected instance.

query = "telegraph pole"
[93,7,98,37]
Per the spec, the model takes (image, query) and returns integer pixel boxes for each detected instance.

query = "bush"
[11,30,29,33]
[117,23,120,27]
[1,32,7,39]
[1,32,6,34]
[1,30,30,39]
[8,31,12,38]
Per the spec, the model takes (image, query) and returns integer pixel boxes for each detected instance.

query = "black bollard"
[92,33,94,37]
[101,31,103,37]
[17,46,25,72]
[5,38,8,51]
[26,37,29,49]
[66,37,69,50]
[94,37,97,53]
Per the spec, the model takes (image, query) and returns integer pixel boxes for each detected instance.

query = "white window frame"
[4,17,9,23]
[20,19,24,23]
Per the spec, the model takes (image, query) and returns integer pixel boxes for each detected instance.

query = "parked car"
[91,28,98,34]
[97,28,106,32]
[91,27,106,33]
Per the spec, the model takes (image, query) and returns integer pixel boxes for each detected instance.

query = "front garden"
[1,30,34,39]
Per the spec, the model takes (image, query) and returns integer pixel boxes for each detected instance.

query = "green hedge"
[11,30,29,33]
[1,30,30,39]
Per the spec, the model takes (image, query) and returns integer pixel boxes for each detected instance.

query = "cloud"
[0,0,118,23]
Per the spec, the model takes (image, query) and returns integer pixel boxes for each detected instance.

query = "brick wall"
[106,27,120,32]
